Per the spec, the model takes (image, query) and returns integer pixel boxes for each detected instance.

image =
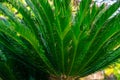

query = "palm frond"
[0,0,120,79]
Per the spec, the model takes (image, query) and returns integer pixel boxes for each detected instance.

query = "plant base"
[49,75,80,80]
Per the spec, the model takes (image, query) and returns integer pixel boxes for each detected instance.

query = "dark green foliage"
[0,0,120,79]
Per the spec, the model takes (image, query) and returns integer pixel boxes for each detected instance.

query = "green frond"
[0,0,120,79]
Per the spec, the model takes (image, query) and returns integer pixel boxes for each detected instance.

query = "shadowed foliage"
[0,0,120,80]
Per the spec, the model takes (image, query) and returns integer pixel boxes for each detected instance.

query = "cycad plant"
[0,0,120,80]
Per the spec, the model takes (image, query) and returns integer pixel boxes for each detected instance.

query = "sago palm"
[0,0,120,80]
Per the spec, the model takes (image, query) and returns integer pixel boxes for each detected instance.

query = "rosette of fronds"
[0,0,120,80]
